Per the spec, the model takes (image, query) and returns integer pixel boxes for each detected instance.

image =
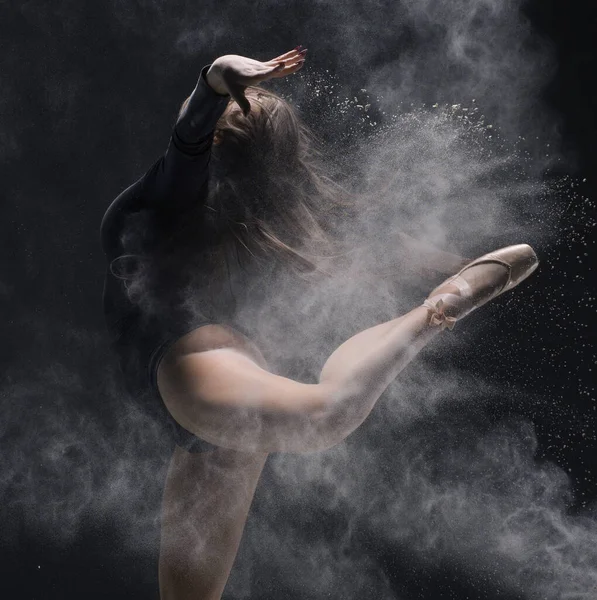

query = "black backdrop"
[1,1,596,598]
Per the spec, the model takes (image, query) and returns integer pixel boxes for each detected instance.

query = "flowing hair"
[111,83,467,320]
[180,85,356,273]
[116,84,361,319]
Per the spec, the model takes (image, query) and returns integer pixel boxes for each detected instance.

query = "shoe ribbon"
[424,298,457,331]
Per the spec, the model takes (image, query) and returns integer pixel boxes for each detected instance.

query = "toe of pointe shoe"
[491,244,539,291]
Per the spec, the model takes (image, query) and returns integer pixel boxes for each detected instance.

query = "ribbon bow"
[426,298,457,331]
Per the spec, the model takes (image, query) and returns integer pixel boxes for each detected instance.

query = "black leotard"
[100,65,231,452]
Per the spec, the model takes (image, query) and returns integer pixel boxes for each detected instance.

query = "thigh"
[159,445,267,600]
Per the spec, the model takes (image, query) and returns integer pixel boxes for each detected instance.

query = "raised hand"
[206,46,308,115]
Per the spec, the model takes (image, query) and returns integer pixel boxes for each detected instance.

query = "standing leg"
[159,445,268,600]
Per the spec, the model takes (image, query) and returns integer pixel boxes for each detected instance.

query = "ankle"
[423,298,458,330]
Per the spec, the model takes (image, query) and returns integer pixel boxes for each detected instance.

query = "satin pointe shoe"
[422,244,539,330]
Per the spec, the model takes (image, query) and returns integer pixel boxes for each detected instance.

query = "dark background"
[1,0,596,598]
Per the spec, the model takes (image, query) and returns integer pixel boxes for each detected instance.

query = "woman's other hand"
[206,46,307,115]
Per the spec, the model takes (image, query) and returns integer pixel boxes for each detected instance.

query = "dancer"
[100,47,538,599]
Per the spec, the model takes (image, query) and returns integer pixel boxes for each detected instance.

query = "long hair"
[119,84,360,320]
[181,85,355,273]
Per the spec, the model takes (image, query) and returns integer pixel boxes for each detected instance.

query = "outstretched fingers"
[261,47,307,79]
[267,59,305,79]
[266,46,305,63]
[225,47,308,114]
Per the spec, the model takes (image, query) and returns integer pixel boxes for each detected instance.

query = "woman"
[100,47,538,599]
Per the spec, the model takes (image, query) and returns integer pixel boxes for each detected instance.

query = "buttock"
[113,326,218,454]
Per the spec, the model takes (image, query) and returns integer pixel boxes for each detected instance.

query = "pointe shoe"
[423,244,539,330]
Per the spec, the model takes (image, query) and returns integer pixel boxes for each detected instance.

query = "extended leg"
[158,246,537,453]
[316,260,528,448]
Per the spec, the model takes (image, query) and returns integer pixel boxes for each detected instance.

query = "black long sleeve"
[100,64,230,260]
[100,64,231,455]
